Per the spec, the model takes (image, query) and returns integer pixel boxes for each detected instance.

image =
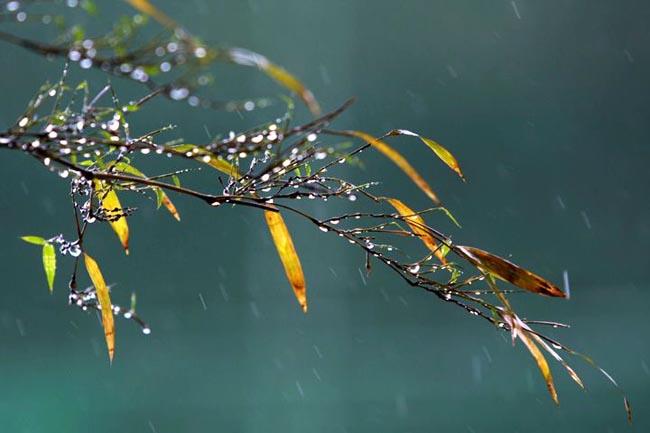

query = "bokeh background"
[0,1,649,432]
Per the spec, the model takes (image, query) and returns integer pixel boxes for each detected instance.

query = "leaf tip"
[624,397,633,423]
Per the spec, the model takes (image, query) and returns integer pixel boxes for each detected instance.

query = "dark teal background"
[0,1,648,431]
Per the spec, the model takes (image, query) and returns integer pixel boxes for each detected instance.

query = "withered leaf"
[455,246,565,297]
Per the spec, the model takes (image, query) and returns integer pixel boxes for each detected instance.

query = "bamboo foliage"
[0,0,631,421]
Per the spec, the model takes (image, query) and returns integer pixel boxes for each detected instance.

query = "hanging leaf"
[264,210,307,312]
[386,198,447,264]
[389,129,465,180]
[124,0,178,29]
[42,243,56,293]
[455,245,565,297]
[160,194,180,221]
[226,48,321,115]
[514,315,585,390]
[93,180,130,254]
[624,397,633,423]
[83,253,115,362]
[348,131,441,204]
[516,326,559,404]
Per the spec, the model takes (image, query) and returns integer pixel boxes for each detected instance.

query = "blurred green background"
[0,1,648,432]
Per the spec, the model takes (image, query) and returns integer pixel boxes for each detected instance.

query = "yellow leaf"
[168,145,241,180]
[418,136,464,180]
[456,246,565,298]
[124,0,178,29]
[391,129,465,180]
[348,130,441,204]
[226,48,320,115]
[517,327,558,404]
[264,210,307,312]
[94,180,130,254]
[387,198,447,264]
[263,62,321,115]
[83,253,115,363]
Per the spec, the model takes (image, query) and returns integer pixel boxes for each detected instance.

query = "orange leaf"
[161,193,180,221]
[455,246,565,297]
[83,253,115,363]
[264,210,307,312]
[94,180,130,254]
[347,130,441,204]
[387,198,447,264]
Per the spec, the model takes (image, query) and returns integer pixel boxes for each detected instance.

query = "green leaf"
[437,207,462,228]
[21,235,46,246]
[155,188,164,209]
[42,243,56,292]
[81,0,98,15]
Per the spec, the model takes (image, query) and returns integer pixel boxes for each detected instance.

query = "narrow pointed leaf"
[624,397,633,423]
[42,243,56,293]
[160,194,180,221]
[348,131,441,204]
[517,327,559,404]
[226,48,320,115]
[391,129,465,180]
[517,316,585,389]
[387,198,447,264]
[455,246,565,297]
[264,210,307,312]
[94,180,130,254]
[124,0,178,29]
[263,62,321,115]
[83,253,115,362]
[21,235,46,246]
